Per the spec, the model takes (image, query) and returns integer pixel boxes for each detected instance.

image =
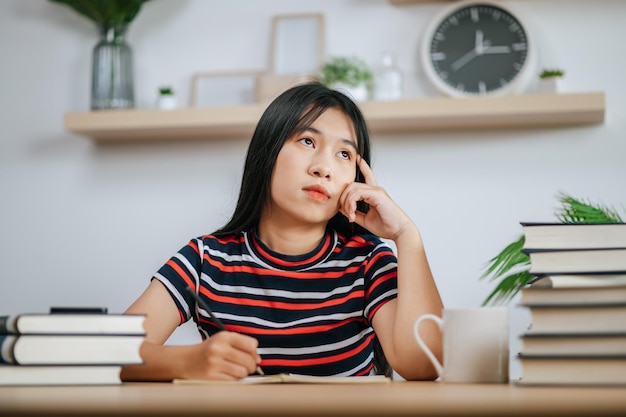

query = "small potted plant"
[156,86,178,110]
[319,56,373,101]
[538,68,565,93]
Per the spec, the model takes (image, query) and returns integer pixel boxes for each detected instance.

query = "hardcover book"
[525,304,626,334]
[528,274,626,288]
[519,333,626,357]
[521,222,626,250]
[526,248,626,274]
[0,334,144,365]
[518,356,626,386]
[520,283,626,306]
[0,365,122,386]
[0,313,146,335]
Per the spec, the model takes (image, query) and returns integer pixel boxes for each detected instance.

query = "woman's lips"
[303,185,330,202]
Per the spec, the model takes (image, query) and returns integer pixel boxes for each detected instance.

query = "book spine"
[0,334,17,364]
[0,315,21,335]
[0,315,12,334]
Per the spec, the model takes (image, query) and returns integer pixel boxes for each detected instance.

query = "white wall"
[1,0,625,379]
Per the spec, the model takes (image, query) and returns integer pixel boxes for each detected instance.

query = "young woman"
[121,82,443,382]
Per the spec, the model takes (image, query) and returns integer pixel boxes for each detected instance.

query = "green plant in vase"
[480,193,624,306]
[538,68,566,93]
[49,0,152,110]
[156,85,177,110]
[319,56,373,101]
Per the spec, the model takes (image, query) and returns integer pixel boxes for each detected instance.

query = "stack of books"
[517,222,626,386]
[0,309,145,385]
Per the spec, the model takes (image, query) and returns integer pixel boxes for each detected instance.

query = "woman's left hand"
[338,157,414,241]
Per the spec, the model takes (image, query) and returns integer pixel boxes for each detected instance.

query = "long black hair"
[213,82,392,377]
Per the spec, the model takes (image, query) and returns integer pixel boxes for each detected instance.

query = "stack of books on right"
[517,222,626,386]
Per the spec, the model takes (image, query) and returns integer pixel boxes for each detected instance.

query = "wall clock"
[421,0,536,97]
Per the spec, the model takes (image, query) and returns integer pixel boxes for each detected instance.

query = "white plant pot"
[156,95,178,110]
[331,82,369,101]
[538,78,566,93]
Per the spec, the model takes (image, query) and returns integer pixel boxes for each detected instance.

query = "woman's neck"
[257,220,327,256]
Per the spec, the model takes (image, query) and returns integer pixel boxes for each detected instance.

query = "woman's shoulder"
[337,231,393,252]
[195,231,242,242]
[192,230,247,248]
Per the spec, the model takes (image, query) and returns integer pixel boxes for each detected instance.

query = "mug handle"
[413,314,444,378]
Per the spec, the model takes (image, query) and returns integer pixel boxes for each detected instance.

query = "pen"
[185,287,264,376]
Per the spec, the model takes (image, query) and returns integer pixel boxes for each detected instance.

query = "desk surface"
[1,381,625,417]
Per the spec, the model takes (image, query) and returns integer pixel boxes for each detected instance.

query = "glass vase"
[91,24,134,110]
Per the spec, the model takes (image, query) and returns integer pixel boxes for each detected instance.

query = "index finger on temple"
[357,156,377,186]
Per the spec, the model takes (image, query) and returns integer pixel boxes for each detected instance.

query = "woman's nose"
[309,161,332,179]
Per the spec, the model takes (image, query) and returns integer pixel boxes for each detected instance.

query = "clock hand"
[475,30,484,53]
[451,49,477,72]
[451,39,491,71]
[482,45,512,54]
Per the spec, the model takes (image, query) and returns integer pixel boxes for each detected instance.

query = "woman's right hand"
[121,280,262,382]
[180,331,262,381]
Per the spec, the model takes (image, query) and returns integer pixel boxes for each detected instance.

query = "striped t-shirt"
[154,227,398,377]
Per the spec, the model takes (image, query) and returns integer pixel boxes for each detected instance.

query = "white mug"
[413,307,509,383]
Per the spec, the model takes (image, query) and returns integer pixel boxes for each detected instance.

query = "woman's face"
[264,108,358,228]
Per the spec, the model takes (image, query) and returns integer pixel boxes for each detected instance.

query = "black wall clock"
[421,0,536,97]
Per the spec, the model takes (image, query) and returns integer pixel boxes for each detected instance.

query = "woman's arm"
[371,226,443,380]
[121,279,261,382]
[339,157,443,380]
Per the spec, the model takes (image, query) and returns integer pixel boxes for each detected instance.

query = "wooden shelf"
[64,92,605,142]
[388,0,455,4]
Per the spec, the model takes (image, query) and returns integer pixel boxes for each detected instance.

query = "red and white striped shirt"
[154,227,398,376]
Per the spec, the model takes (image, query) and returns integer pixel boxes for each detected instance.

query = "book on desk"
[0,311,146,335]
[517,355,626,386]
[525,248,626,274]
[521,222,626,250]
[0,334,144,365]
[0,308,145,386]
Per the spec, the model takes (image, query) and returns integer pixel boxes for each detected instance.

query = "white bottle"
[373,53,403,101]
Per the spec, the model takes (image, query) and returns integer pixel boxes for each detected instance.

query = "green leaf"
[481,235,529,281]
[556,192,623,223]
[482,270,534,306]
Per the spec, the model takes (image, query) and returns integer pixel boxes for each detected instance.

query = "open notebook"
[174,373,391,385]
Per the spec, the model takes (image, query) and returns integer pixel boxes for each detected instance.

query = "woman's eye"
[338,150,351,160]
[299,137,314,147]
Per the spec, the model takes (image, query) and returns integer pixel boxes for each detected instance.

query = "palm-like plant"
[480,193,624,306]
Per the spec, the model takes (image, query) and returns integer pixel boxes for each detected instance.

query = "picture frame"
[190,71,261,107]
[270,13,324,75]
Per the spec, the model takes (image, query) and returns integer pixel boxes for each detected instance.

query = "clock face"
[422,1,533,97]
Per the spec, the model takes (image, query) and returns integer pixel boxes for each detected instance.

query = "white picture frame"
[191,71,260,107]
[270,13,324,75]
